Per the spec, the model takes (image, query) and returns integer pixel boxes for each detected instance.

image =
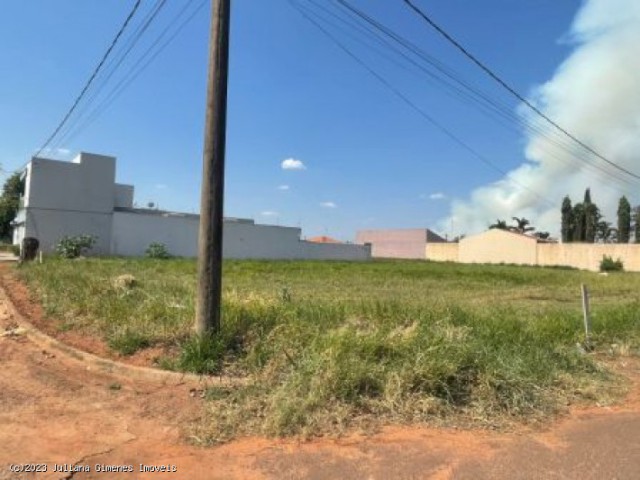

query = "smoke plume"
[442,0,640,238]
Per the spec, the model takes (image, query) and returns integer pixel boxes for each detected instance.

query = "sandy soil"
[1,265,639,479]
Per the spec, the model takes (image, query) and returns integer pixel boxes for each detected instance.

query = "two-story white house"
[12,152,371,261]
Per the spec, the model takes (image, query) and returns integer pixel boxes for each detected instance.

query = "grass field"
[17,258,640,442]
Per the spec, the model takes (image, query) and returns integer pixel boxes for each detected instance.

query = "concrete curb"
[0,283,246,388]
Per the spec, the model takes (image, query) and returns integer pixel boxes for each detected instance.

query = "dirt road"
[1,283,638,479]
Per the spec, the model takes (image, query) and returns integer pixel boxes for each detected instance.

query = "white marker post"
[581,284,591,347]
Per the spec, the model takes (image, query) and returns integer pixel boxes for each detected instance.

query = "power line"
[34,0,142,158]
[55,0,207,148]
[289,0,556,209]
[328,0,636,190]
[401,0,640,182]
[52,0,169,147]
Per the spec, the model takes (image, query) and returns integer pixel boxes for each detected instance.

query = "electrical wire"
[52,0,169,147]
[328,0,636,190]
[56,0,207,148]
[401,0,640,182]
[289,0,557,208]
[34,0,142,158]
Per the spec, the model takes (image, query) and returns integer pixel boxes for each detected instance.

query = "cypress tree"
[634,206,640,243]
[583,188,598,243]
[561,196,573,242]
[617,196,631,243]
[573,203,586,242]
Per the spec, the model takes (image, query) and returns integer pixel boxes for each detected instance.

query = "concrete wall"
[426,243,459,262]
[538,243,640,272]
[298,241,371,261]
[112,212,371,260]
[356,229,443,259]
[25,209,113,254]
[458,229,538,265]
[424,229,640,272]
[112,211,199,257]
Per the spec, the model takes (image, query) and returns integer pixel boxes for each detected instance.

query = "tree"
[572,203,586,242]
[489,219,509,230]
[585,202,599,243]
[561,196,573,242]
[583,188,599,243]
[634,206,640,244]
[534,231,551,240]
[617,196,631,243]
[596,221,616,243]
[0,173,25,241]
[511,216,535,234]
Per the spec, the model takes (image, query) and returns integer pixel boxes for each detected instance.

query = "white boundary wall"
[112,212,371,260]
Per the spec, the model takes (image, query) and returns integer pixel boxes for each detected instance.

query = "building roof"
[307,235,342,244]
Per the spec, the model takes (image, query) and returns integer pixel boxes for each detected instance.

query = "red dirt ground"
[1,265,639,479]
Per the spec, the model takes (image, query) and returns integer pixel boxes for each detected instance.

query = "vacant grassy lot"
[17,258,640,442]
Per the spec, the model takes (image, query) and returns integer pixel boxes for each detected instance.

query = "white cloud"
[429,192,446,200]
[440,0,640,237]
[277,184,290,191]
[320,201,337,208]
[281,158,306,170]
[155,184,168,190]
[260,211,279,217]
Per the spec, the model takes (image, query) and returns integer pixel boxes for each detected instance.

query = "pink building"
[355,228,446,259]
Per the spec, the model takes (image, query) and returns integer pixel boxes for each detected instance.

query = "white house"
[12,152,371,261]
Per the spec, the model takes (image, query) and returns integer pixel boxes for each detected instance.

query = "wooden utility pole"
[196,0,231,334]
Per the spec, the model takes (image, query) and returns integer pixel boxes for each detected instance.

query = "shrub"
[178,334,225,374]
[55,235,97,259]
[10,244,20,256]
[145,242,171,259]
[600,255,623,272]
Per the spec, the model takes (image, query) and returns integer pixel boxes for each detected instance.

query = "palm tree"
[489,219,509,230]
[511,217,535,234]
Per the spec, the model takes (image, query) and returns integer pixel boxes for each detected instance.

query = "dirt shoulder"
[1,266,639,479]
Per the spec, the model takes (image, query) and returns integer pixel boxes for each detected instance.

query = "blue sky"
[0,0,585,240]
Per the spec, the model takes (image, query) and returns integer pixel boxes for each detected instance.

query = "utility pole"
[196,0,231,334]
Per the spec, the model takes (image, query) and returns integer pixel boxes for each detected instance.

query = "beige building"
[426,229,640,272]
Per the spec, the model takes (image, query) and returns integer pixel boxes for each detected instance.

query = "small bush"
[10,245,20,256]
[600,255,623,272]
[145,242,171,259]
[56,234,96,259]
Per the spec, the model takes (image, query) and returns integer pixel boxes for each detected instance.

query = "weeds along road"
[0,282,639,479]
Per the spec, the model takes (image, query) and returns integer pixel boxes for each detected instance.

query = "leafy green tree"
[633,206,640,243]
[572,203,586,242]
[596,221,616,243]
[0,173,25,241]
[583,188,599,243]
[561,196,573,242]
[617,196,631,243]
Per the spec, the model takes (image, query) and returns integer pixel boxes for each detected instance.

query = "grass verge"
[16,258,640,442]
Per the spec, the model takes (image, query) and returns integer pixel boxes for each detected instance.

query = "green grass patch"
[16,258,640,442]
